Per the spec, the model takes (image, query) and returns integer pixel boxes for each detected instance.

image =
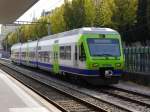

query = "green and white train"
[11,27,125,85]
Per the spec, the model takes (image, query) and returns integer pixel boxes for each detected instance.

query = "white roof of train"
[41,27,119,41]
[11,27,119,49]
[38,27,119,45]
[11,43,21,50]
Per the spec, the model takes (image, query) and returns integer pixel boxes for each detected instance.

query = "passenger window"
[66,46,71,60]
[60,46,71,60]
[79,43,86,61]
[60,46,65,59]
[75,45,77,61]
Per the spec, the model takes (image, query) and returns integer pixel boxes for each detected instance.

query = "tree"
[94,0,115,27]
[64,0,74,30]
[83,0,95,26]
[113,0,138,29]
[112,0,138,43]
[64,0,94,29]
[71,0,85,28]
[136,0,148,43]
[49,7,66,34]
[147,0,150,37]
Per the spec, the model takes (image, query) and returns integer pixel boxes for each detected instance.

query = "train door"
[78,42,86,69]
[52,43,59,74]
[26,43,29,65]
[74,44,78,67]
[19,45,21,64]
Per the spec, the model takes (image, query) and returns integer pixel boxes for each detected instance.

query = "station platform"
[0,69,61,112]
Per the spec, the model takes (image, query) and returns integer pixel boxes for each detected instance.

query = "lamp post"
[48,23,51,35]
[5,38,7,53]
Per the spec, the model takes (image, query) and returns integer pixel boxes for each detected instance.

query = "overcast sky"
[0,0,64,33]
[17,0,64,21]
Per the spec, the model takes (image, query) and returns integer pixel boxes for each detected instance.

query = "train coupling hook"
[105,70,113,78]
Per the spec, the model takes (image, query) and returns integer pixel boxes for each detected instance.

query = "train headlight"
[115,63,121,67]
[92,63,99,68]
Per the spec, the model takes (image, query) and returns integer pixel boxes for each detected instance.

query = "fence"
[124,47,150,73]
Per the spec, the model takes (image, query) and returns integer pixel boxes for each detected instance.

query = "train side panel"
[26,41,38,67]
[21,43,28,66]
[57,35,82,75]
[37,39,52,71]
[11,43,21,64]
[37,34,82,75]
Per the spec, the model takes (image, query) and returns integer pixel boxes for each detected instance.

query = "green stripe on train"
[52,43,59,74]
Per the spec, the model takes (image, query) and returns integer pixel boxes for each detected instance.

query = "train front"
[83,33,124,85]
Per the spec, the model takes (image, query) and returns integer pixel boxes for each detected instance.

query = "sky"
[0,0,64,33]
[18,0,64,21]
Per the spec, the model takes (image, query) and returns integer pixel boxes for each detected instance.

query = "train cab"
[77,30,124,84]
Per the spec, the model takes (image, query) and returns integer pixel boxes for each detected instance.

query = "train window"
[38,52,41,61]
[28,52,35,60]
[42,52,44,62]
[60,46,71,60]
[44,52,46,62]
[60,46,65,59]
[79,43,86,61]
[66,46,71,60]
[75,45,77,61]
[38,52,42,61]
[22,52,25,58]
[32,52,35,60]
[49,51,51,60]
[38,51,49,63]
[41,52,43,61]
[23,52,25,59]
[45,51,49,62]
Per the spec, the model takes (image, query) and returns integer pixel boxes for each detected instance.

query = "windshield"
[87,38,120,57]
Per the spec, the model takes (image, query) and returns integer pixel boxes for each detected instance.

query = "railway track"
[91,87,150,112]
[101,88,150,107]
[0,59,150,112]
[110,85,150,99]
[0,62,107,112]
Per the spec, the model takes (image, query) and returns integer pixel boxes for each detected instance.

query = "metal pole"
[48,23,51,35]
[5,39,7,53]
[17,29,20,43]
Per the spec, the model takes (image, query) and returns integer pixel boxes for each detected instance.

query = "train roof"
[11,27,120,49]
[11,43,21,50]
[21,40,38,48]
[41,27,119,41]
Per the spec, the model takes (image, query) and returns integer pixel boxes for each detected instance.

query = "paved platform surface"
[0,69,61,112]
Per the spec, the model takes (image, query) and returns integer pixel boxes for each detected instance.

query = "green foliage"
[7,32,18,46]
[64,0,85,29]
[147,0,150,35]
[94,0,115,27]
[83,0,95,26]
[135,0,149,43]
[49,6,66,34]
[72,0,85,28]
[3,0,140,49]
[64,0,95,29]
[113,0,138,29]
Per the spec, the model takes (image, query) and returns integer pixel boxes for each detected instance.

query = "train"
[11,27,125,85]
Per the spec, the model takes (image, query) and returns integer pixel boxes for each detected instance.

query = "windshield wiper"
[93,54,114,56]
